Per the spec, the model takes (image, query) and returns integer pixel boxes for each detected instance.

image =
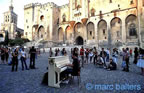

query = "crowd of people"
[0,45,144,76]
[0,46,39,72]
[49,46,144,76]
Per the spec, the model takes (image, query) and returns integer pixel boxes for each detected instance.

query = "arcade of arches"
[31,14,139,47]
[58,14,138,46]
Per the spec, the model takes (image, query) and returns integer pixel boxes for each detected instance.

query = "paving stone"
[0,52,144,93]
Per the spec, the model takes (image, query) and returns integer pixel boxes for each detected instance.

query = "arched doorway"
[110,17,122,44]
[75,36,84,45]
[125,14,137,39]
[38,26,45,39]
[58,27,64,42]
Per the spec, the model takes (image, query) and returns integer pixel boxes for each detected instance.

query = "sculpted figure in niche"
[75,0,81,9]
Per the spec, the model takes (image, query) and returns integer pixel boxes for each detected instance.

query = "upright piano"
[48,56,71,88]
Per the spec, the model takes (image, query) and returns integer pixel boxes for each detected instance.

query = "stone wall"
[24,0,144,48]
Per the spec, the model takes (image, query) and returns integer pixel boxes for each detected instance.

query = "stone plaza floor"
[0,52,144,93]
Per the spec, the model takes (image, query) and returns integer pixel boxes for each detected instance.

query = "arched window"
[130,0,134,4]
[62,14,66,22]
[129,23,137,36]
[91,8,95,16]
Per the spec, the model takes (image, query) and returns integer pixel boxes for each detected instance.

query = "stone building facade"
[24,0,144,48]
[0,1,24,42]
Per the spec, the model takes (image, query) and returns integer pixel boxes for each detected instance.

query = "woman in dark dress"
[5,47,9,64]
[133,47,139,64]
[11,48,19,72]
[1,48,5,64]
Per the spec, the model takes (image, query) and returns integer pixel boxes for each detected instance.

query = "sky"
[0,0,69,29]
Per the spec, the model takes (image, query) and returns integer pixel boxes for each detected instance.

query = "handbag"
[121,61,126,68]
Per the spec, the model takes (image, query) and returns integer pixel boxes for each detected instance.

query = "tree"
[9,38,30,46]
[16,31,21,38]
[4,31,9,46]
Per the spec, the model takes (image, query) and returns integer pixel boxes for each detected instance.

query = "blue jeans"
[21,57,28,70]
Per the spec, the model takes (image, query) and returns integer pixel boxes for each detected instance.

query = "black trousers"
[123,58,129,71]
[30,56,35,68]
[93,56,97,65]
[126,58,129,71]
[81,56,84,67]
[12,58,18,71]
[133,55,138,64]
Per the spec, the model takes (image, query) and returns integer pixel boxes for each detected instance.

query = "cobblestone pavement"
[0,52,144,93]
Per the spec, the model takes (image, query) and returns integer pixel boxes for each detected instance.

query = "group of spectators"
[0,46,38,72]
[1,45,143,76]
[49,46,144,76]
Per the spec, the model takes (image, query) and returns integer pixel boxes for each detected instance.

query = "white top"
[106,50,110,55]
[89,52,93,57]
[21,50,26,57]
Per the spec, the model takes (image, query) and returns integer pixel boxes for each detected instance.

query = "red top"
[130,49,132,54]
[80,48,84,56]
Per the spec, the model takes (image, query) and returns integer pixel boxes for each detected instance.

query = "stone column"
[121,18,126,47]
[71,27,75,45]
[82,24,87,45]
[63,27,66,44]
[137,0,144,48]
[107,20,112,48]
[94,22,98,48]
